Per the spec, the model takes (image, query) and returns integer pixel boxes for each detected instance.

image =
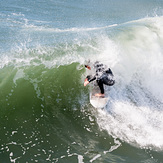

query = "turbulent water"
[1,0,163,162]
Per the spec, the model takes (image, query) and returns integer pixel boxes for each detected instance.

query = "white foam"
[13,69,25,85]
[117,16,163,102]
[95,100,163,150]
[78,155,84,163]
[90,154,101,162]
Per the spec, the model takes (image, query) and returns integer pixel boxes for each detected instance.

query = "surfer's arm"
[84,75,96,86]
[88,76,96,82]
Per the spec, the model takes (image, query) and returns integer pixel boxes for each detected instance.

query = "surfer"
[84,61,115,97]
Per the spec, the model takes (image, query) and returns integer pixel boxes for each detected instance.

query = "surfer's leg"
[97,80,104,94]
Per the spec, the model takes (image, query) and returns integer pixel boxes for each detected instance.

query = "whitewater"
[1,0,163,162]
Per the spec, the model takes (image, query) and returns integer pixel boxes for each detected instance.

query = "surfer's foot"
[95,93,105,97]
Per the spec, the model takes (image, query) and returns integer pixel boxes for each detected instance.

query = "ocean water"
[1,0,163,162]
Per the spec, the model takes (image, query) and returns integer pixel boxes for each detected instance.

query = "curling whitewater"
[1,16,163,162]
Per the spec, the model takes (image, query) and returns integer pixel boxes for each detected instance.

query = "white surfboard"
[90,83,109,109]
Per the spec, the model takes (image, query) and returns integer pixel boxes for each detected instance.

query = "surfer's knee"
[102,76,115,86]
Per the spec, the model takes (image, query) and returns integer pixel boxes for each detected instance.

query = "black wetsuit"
[86,62,115,94]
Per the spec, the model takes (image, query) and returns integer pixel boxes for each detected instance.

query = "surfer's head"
[94,61,100,68]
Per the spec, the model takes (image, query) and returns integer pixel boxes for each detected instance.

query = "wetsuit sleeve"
[89,76,96,82]
[86,75,96,83]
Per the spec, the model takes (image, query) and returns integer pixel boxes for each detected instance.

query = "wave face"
[1,0,163,162]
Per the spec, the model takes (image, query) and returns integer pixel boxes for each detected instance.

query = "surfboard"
[90,83,109,109]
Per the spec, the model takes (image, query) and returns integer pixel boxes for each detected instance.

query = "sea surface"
[1,0,163,162]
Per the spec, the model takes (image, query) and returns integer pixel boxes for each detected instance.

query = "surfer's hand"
[84,78,89,86]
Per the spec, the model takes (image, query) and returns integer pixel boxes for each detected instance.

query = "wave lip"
[21,23,118,33]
